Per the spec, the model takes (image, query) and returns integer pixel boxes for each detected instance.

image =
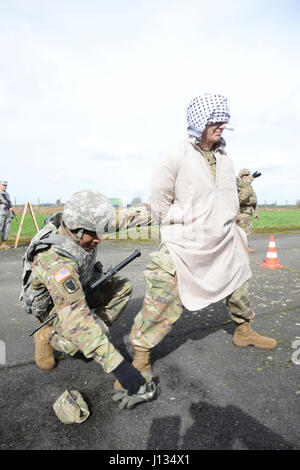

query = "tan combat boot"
[233,321,277,350]
[0,242,10,250]
[34,325,55,370]
[248,247,255,253]
[113,346,153,391]
[132,346,153,381]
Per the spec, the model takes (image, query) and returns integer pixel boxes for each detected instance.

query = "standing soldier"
[118,94,276,386]
[20,190,155,409]
[236,169,260,253]
[0,180,14,250]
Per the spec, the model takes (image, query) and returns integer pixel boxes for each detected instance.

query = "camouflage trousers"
[130,246,255,350]
[0,213,11,241]
[236,212,253,241]
[49,276,132,373]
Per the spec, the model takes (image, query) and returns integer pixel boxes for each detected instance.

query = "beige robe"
[149,137,251,311]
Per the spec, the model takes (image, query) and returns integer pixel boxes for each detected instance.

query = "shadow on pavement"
[147,402,294,450]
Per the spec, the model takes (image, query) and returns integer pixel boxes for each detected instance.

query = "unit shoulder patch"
[62,277,80,294]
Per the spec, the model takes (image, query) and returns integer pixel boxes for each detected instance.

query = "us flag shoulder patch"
[54,267,72,283]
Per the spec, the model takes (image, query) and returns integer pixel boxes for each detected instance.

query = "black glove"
[252,171,262,178]
[112,360,146,396]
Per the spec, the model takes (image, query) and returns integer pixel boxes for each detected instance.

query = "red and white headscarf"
[187,93,232,142]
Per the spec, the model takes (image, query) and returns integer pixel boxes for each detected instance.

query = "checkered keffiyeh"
[187,94,231,141]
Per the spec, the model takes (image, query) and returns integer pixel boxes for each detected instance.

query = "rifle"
[28,249,141,336]
[11,209,18,223]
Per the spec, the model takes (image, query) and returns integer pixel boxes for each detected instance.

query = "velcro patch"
[54,267,72,283]
[62,277,80,294]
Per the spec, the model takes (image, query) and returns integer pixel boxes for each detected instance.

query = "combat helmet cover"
[239,168,251,178]
[62,190,114,235]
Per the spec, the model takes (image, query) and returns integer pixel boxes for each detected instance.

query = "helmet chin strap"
[75,229,84,244]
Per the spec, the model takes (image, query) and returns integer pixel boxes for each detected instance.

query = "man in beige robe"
[119,94,277,383]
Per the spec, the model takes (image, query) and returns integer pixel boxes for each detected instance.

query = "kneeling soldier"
[20,190,155,407]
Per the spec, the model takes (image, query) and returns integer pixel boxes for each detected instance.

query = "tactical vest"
[20,213,100,316]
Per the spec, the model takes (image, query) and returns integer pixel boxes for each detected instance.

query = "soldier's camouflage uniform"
[130,149,255,351]
[0,189,12,242]
[236,175,257,241]
[116,206,154,231]
[21,213,131,373]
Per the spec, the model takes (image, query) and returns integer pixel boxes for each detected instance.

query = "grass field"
[9,214,50,244]
[6,208,300,245]
[253,209,300,232]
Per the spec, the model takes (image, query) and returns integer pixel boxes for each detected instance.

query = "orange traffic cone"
[260,235,283,269]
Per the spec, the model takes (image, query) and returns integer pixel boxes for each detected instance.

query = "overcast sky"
[0,0,299,206]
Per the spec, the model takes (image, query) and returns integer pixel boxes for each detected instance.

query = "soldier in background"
[20,190,155,409]
[236,169,260,253]
[0,180,14,250]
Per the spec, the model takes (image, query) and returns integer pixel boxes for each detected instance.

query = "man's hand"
[252,171,262,178]
[254,212,259,220]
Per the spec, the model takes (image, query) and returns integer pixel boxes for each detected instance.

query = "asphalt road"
[0,232,299,452]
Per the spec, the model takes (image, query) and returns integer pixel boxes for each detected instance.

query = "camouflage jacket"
[236,176,257,215]
[20,213,97,315]
[0,190,12,215]
[20,207,153,315]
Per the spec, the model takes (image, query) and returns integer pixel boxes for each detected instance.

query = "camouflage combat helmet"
[53,390,90,424]
[62,189,114,234]
[239,168,251,178]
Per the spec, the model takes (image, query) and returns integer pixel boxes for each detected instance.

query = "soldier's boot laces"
[233,320,277,350]
[34,325,55,370]
[0,242,10,250]
[113,346,153,391]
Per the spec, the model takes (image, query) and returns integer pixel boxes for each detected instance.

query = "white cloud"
[0,0,300,205]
